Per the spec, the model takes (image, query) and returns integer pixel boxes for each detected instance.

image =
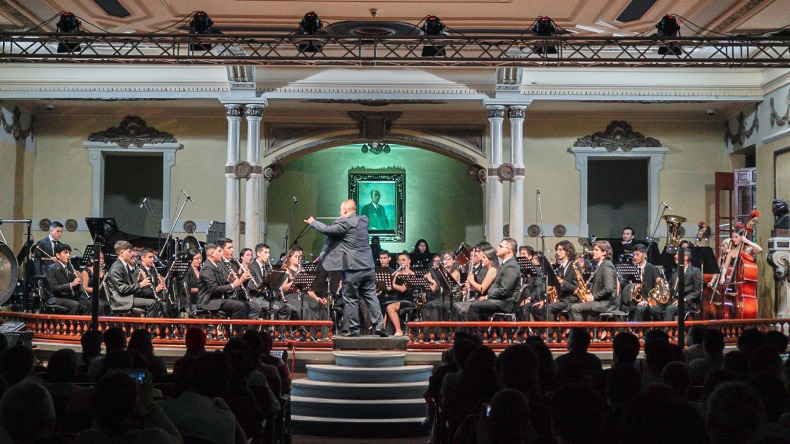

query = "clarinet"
[67,263,87,299]
[151,267,173,305]
[226,258,250,301]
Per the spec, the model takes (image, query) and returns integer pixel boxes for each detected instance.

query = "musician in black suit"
[468,238,521,321]
[104,241,160,317]
[532,241,579,321]
[137,248,169,315]
[629,244,663,321]
[33,221,63,277]
[665,248,703,321]
[45,243,90,315]
[569,240,619,321]
[216,238,261,319]
[197,243,250,319]
[248,243,291,320]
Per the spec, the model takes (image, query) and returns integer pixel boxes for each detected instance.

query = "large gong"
[0,243,18,305]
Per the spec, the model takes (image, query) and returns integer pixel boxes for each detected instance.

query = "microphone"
[140,197,148,209]
[536,188,541,196]
[662,201,671,211]
[293,196,299,204]
[182,190,193,202]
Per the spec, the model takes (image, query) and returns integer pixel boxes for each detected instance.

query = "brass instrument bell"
[663,215,687,253]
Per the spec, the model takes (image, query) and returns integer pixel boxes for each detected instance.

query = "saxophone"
[573,262,589,301]
[631,283,644,303]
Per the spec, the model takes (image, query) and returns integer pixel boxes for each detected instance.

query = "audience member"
[737,328,767,355]
[551,383,606,444]
[0,345,37,386]
[0,382,56,443]
[525,337,557,394]
[723,350,750,381]
[619,384,707,444]
[448,345,498,440]
[173,327,206,375]
[592,331,639,395]
[661,361,692,399]
[765,330,788,354]
[684,325,707,363]
[689,328,725,385]
[554,328,602,383]
[128,329,167,376]
[706,382,765,444]
[78,330,103,375]
[88,327,128,381]
[259,331,291,392]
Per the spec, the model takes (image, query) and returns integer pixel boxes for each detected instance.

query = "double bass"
[708,211,760,319]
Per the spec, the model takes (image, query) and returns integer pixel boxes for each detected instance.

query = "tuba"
[663,215,687,253]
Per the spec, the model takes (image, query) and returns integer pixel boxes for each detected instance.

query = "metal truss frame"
[0,32,787,67]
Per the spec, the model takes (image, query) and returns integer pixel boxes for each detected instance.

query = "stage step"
[291,351,432,438]
[334,351,406,367]
[291,379,428,400]
[332,336,409,351]
[305,364,433,383]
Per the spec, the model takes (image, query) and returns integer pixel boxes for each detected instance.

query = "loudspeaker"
[3,332,33,348]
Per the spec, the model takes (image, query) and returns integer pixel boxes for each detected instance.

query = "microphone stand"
[142,199,164,254]
[647,203,670,264]
[159,194,192,264]
[536,189,549,322]
[283,199,299,252]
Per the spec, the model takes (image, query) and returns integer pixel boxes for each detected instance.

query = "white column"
[508,106,526,245]
[486,105,505,242]
[225,104,243,244]
[244,103,265,249]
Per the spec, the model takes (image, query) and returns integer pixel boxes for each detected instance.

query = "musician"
[517,246,544,320]
[387,252,415,336]
[629,244,663,322]
[422,252,462,327]
[239,248,254,268]
[217,238,261,319]
[137,248,168,316]
[410,239,433,268]
[45,243,90,315]
[717,227,763,283]
[457,246,497,321]
[33,221,63,277]
[248,243,291,320]
[280,246,329,330]
[622,227,635,247]
[182,249,201,316]
[105,240,159,317]
[80,251,111,316]
[197,243,250,319]
[305,199,386,337]
[379,250,395,270]
[665,248,703,321]
[468,238,521,321]
[532,241,578,321]
[569,240,618,321]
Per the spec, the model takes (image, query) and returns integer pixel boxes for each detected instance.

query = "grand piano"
[85,217,164,266]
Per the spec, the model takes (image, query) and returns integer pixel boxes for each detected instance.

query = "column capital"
[486,106,506,119]
[225,104,243,117]
[244,102,268,117]
[508,106,527,119]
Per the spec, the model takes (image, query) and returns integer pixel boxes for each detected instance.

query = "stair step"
[334,351,406,368]
[306,364,433,383]
[291,415,428,438]
[292,379,428,400]
[291,396,427,419]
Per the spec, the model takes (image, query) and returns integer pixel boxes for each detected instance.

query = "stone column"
[486,105,505,242]
[244,103,265,249]
[508,106,526,245]
[224,104,243,244]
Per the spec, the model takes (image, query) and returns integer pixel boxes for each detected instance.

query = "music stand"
[517,259,539,277]
[167,257,191,312]
[261,270,287,295]
[302,262,319,273]
[615,263,642,284]
[81,245,98,267]
[401,274,431,290]
[411,266,429,277]
[375,267,394,291]
[690,246,720,275]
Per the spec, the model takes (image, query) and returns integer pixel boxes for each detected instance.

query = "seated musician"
[136,248,169,315]
[517,246,546,320]
[532,240,578,321]
[248,243,291,320]
[410,239,433,268]
[181,248,202,316]
[217,238,261,319]
[45,243,91,315]
[81,251,111,316]
[569,241,618,321]
[387,252,416,336]
[629,244,663,322]
[105,240,160,317]
[713,228,763,286]
[468,238,521,321]
[280,246,329,327]
[197,243,249,319]
[456,245,495,321]
[422,252,462,322]
[665,248,703,321]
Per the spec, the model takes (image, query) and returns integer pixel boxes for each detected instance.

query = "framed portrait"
[349,172,405,242]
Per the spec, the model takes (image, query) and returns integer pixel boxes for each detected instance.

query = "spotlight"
[361,142,391,155]
[656,14,682,56]
[421,15,446,57]
[298,11,325,53]
[189,11,215,52]
[56,12,82,53]
[533,16,557,55]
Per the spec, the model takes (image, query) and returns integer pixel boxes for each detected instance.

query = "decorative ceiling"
[0,0,786,37]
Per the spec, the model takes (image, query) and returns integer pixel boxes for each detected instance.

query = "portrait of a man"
[361,189,390,230]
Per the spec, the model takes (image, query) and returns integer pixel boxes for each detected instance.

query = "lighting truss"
[0,32,787,67]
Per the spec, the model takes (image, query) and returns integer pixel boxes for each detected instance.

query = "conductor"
[305,199,387,337]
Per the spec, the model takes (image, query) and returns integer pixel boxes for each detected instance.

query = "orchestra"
[19,206,767,331]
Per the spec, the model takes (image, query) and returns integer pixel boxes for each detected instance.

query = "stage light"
[656,14,682,56]
[298,11,325,53]
[533,16,557,55]
[421,15,446,57]
[56,12,82,53]
[189,11,214,52]
[361,142,391,155]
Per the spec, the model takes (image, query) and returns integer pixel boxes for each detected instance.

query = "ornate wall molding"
[301,99,446,106]
[712,0,769,34]
[0,101,34,141]
[724,104,760,146]
[770,90,789,128]
[87,116,177,148]
[573,121,661,152]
